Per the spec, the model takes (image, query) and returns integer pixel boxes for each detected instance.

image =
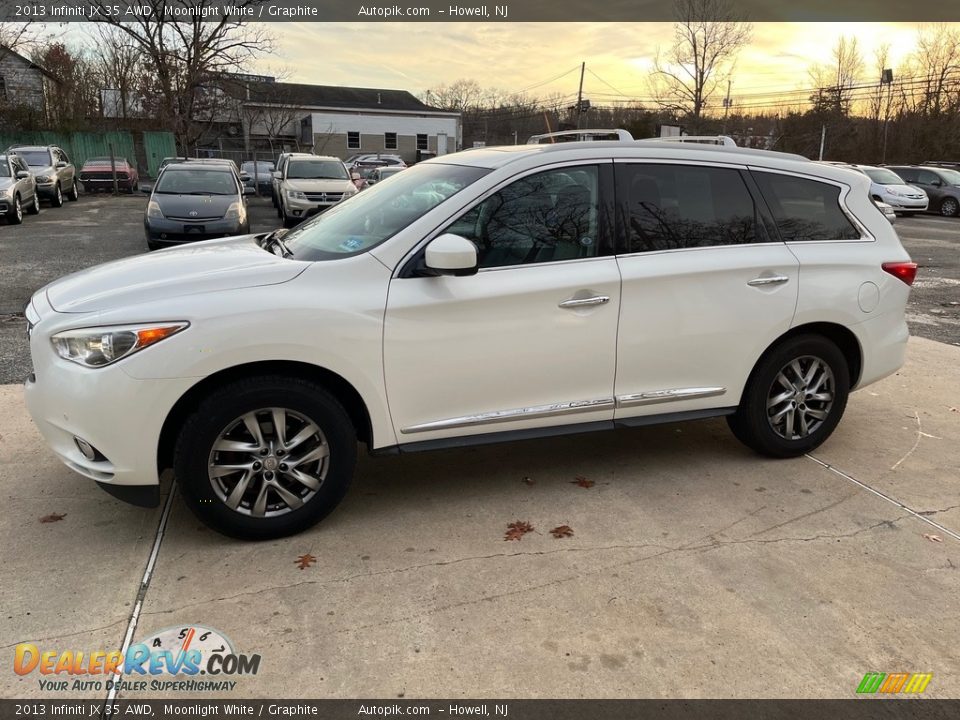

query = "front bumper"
[284,195,346,219]
[145,216,248,245]
[884,196,928,211]
[35,181,59,198]
[24,300,197,501]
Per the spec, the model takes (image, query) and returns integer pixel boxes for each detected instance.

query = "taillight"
[882,261,918,286]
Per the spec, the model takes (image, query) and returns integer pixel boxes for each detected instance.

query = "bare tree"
[650,0,752,132]
[90,0,274,152]
[0,22,34,56]
[808,36,864,116]
[90,25,148,120]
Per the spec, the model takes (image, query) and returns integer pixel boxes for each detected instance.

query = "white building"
[234,79,461,162]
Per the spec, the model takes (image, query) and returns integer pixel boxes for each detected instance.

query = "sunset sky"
[259,22,925,106]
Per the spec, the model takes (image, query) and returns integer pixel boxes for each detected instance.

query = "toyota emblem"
[189,210,199,217]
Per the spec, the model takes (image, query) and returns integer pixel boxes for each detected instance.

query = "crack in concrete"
[0,618,128,650]
[139,515,908,622]
[745,492,859,537]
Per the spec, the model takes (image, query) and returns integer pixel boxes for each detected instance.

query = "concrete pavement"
[1,337,958,699]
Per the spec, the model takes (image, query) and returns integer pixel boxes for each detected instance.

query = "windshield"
[283,162,489,261]
[863,168,907,185]
[939,168,960,185]
[154,169,237,195]
[287,159,348,180]
[17,150,52,167]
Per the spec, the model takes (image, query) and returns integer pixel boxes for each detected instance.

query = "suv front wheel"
[174,376,357,540]
[940,197,959,217]
[727,335,850,458]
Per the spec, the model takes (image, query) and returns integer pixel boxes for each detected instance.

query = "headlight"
[147,200,164,218]
[0,186,10,197]
[343,187,357,197]
[886,188,904,197]
[51,323,188,368]
[224,201,246,222]
[286,190,306,200]
[36,175,52,184]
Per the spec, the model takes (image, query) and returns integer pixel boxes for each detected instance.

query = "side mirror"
[931,179,943,187]
[140,185,153,194]
[272,171,281,179]
[15,170,29,179]
[240,173,251,182]
[56,161,68,169]
[421,234,478,277]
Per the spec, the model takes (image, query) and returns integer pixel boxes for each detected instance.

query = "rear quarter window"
[753,172,861,242]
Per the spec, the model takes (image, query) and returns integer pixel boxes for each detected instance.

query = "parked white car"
[24,133,915,539]
[852,164,928,215]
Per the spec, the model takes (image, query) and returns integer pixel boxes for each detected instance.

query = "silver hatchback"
[0,154,40,224]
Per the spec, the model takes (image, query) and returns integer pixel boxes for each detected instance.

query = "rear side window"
[891,167,916,183]
[753,172,861,242]
[617,164,769,253]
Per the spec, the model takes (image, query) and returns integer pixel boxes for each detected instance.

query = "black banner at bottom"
[3,699,960,720]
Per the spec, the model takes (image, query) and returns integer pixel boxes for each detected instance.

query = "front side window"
[347,131,360,150]
[282,162,489,261]
[286,159,348,180]
[618,164,766,253]
[916,170,941,185]
[445,166,601,269]
[385,132,398,150]
[753,172,860,242]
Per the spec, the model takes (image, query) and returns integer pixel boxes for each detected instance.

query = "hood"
[29,165,56,178]
[284,178,353,193]
[151,193,236,219]
[45,235,308,313]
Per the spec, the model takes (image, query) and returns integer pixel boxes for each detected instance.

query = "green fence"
[0,130,176,178]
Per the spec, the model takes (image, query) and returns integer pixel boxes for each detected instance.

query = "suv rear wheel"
[26,194,40,215]
[727,335,850,458]
[67,180,80,201]
[174,376,357,540]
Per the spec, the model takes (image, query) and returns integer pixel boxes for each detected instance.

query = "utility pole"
[722,79,732,134]
[819,124,826,161]
[881,68,893,164]
[576,61,585,129]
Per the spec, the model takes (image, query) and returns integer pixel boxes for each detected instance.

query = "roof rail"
[527,129,634,144]
[641,135,738,147]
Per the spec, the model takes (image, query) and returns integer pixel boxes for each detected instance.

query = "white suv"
[276,154,357,227]
[24,134,915,539]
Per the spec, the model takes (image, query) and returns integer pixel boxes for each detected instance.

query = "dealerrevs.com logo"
[857,672,933,695]
[14,625,261,693]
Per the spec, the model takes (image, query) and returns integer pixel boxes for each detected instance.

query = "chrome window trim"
[401,397,615,434]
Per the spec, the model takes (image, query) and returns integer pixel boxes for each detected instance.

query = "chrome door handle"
[559,295,610,309]
[747,275,789,287]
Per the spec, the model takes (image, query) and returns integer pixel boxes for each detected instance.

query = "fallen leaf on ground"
[504,521,534,541]
[522,476,535,486]
[550,525,574,539]
[39,513,66,524]
[571,476,595,488]
[295,553,318,569]
[922,533,943,543]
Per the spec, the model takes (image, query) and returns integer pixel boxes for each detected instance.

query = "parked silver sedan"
[0,153,40,225]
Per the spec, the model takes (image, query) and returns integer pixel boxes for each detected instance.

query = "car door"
[14,157,34,203]
[383,162,621,445]
[900,168,941,206]
[612,162,800,422]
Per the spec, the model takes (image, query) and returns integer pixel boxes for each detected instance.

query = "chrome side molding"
[401,398,615,434]
[616,387,726,408]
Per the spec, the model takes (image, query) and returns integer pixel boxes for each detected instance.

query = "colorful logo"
[857,672,933,694]
[14,625,260,693]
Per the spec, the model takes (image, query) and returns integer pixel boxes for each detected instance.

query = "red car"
[78,157,140,193]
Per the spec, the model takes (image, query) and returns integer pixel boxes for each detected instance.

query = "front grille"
[303,192,344,203]
[167,215,222,222]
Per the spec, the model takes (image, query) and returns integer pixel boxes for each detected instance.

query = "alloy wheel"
[941,198,959,217]
[14,196,22,222]
[766,355,835,440]
[207,407,330,517]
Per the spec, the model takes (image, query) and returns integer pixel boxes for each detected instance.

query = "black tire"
[174,375,357,540]
[67,180,79,201]
[147,240,163,251]
[50,184,63,207]
[940,197,959,217]
[727,334,850,458]
[7,194,23,224]
[26,193,40,215]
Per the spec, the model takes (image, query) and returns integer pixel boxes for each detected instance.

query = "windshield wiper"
[259,229,293,258]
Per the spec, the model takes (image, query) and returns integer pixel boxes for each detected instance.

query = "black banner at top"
[2,0,960,22]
